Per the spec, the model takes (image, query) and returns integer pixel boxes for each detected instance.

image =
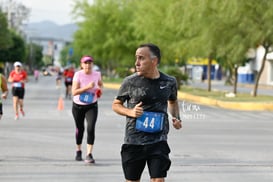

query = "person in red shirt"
[8,61,28,120]
[63,66,75,99]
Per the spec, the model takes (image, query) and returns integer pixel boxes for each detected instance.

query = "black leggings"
[72,102,98,145]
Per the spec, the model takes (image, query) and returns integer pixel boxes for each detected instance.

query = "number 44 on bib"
[136,111,164,133]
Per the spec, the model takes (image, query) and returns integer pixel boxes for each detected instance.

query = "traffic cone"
[57,96,64,110]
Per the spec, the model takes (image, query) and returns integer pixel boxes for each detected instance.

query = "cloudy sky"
[1,0,93,25]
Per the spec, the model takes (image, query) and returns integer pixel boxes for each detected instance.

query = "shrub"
[162,66,188,89]
[115,67,132,78]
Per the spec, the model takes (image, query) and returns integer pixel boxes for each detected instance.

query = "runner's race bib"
[66,77,72,82]
[13,82,22,88]
[79,92,94,104]
[136,111,164,133]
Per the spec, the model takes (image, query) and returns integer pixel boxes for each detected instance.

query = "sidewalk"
[104,81,273,111]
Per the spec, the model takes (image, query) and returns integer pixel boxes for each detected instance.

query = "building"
[186,57,222,81]
[28,36,70,67]
[238,45,273,86]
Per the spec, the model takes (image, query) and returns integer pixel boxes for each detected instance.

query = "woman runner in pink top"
[71,55,103,163]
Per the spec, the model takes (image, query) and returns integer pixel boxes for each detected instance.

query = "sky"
[1,0,93,25]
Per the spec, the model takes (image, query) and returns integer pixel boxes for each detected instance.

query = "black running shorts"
[121,141,171,181]
[0,103,3,115]
[12,87,25,99]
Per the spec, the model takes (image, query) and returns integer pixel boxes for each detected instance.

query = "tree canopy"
[0,10,12,51]
[0,8,44,72]
[0,31,25,63]
[71,0,273,95]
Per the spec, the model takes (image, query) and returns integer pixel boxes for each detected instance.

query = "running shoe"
[14,114,19,120]
[85,153,95,163]
[20,109,25,116]
[75,150,82,161]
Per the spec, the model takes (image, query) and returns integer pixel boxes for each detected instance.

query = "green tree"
[170,0,273,96]
[203,0,250,94]
[73,0,137,76]
[0,10,12,53]
[168,1,224,91]
[0,31,25,63]
[131,0,178,64]
[70,0,273,97]
[163,0,252,94]
[238,0,273,97]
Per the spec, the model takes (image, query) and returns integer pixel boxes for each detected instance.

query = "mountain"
[24,20,78,42]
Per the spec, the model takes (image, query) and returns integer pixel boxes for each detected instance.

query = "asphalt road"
[0,76,272,182]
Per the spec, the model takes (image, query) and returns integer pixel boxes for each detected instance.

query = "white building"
[253,45,273,86]
[238,46,273,85]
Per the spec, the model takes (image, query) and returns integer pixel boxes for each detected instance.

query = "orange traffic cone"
[57,96,64,110]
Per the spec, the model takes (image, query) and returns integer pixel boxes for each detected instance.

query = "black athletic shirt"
[115,72,178,145]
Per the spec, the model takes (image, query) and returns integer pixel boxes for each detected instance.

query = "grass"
[181,86,273,102]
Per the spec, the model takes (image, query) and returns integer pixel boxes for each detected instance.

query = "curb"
[104,83,273,111]
[104,83,121,90]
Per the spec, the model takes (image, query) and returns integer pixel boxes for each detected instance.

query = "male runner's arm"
[112,99,143,118]
[168,100,182,129]
[1,75,8,99]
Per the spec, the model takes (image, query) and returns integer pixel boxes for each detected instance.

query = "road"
[0,76,272,182]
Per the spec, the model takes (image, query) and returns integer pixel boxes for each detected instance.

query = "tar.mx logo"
[180,101,205,120]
